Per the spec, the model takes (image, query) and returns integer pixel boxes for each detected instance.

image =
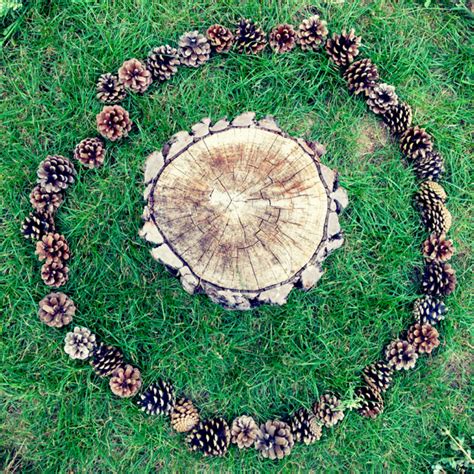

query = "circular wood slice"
[141,113,348,310]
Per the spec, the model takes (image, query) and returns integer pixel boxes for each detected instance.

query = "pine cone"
[170,398,200,433]
[146,45,180,81]
[422,234,454,262]
[118,58,152,93]
[325,29,361,67]
[96,105,132,142]
[110,364,142,398]
[343,58,379,96]
[413,150,445,182]
[289,408,322,445]
[313,393,345,427]
[91,343,124,377]
[382,102,413,135]
[366,83,398,114]
[235,18,267,55]
[178,31,211,68]
[41,260,69,288]
[363,361,393,393]
[422,261,456,297]
[255,420,294,460]
[64,327,96,360]
[96,73,126,104]
[385,339,418,371]
[136,380,175,416]
[421,201,452,235]
[413,296,447,326]
[206,24,234,53]
[230,415,260,449]
[356,386,384,418]
[35,232,70,264]
[74,137,106,169]
[38,292,75,328]
[29,185,63,214]
[37,155,76,193]
[415,181,447,209]
[296,15,328,52]
[22,211,55,241]
[269,24,296,53]
[187,418,230,457]
[400,126,433,161]
[407,323,440,354]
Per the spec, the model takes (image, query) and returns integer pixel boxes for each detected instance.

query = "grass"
[1,0,473,472]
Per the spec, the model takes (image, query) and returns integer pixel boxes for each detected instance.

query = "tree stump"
[140,113,348,310]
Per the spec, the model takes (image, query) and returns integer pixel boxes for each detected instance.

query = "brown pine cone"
[407,323,440,354]
[91,343,124,377]
[96,105,132,142]
[206,24,234,53]
[22,211,55,241]
[118,58,152,93]
[343,58,379,96]
[187,417,231,457]
[255,420,294,460]
[413,150,445,182]
[145,45,180,81]
[382,102,413,135]
[356,385,384,418]
[231,415,260,449]
[415,181,447,209]
[170,398,200,433]
[385,339,418,371]
[41,260,69,288]
[269,24,296,53]
[422,234,454,262]
[35,232,70,264]
[38,292,75,328]
[96,73,126,104]
[313,393,345,427]
[74,137,106,169]
[178,31,211,67]
[422,261,456,297]
[29,185,63,214]
[37,155,76,193]
[421,201,452,235]
[289,408,322,445]
[325,29,361,67]
[109,364,142,398]
[296,15,328,52]
[413,295,447,326]
[400,126,433,161]
[363,361,393,393]
[366,83,398,114]
[235,18,267,55]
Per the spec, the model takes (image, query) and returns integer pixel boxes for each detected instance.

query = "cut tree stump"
[141,113,348,310]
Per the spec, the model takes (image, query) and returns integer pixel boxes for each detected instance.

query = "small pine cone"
[413,150,445,182]
[235,18,267,55]
[118,58,152,94]
[178,31,211,68]
[96,73,126,104]
[22,211,55,241]
[421,201,452,235]
[29,185,63,214]
[422,261,456,297]
[385,339,418,371]
[64,327,96,360]
[289,408,322,445]
[206,24,234,53]
[38,292,75,328]
[41,260,69,288]
[415,181,447,210]
[187,418,230,457]
[366,83,398,114]
[91,343,124,377]
[422,234,454,263]
[407,323,440,354]
[356,386,384,419]
[37,155,76,193]
[145,45,180,81]
[400,126,433,161]
[363,361,393,393]
[230,415,260,449]
[96,105,132,142]
[110,364,142,398]
[255,420,294,460]
[343,58,379,96]
[136,380,175,416]
[35,232,70,264]
[269,24,296,53]
[296,15,328,52]
[382,102,413,135]
[170,398,200,433]
[325,29,361,67]
[74,137,106,169]
[313,393,345,428]
[413,296,447,326]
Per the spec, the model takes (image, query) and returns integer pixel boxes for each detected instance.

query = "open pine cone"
[313,392,345,427]
[146,45,180,82]
[37,155,76,193]
[400,126,433,161]
[343,58,379,96]
[363,361,393,393]
[41,260,69,288]
[230,415,260,449]
[206,24,234,53]
[421,201,452,235]
[422,234,454,262]
[289,408,322,445]
[325,29,361,67]
[118,58,152,93]
[64,327,96,360]
[110,364,142,398]
[187,418,231,457]
[422,261,456,297]
[235,18,267,54]
[96,73,126,104]
[269,24,296,53]
[170,398,200,433]
[255,420,294,460]
[74,137,106,168]
[29,185,63,214]
[413,295,447,326]
[38,292,75,328]
[415,181,447,209]
[96,105,132,142]
[35,232,70,264]
[356,385,384,418]
[137,380,175,416]
[413,150,445,182]
[178,31,211,68]
[407,323,440,354]
[366,83,398,114]
[296,15,328,51]
[91,343,124,377]
[382,102,413,135]
[22,211,55,241]
[385,339,418,371]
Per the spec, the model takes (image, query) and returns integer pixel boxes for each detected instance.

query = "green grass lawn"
[1,0,473,472]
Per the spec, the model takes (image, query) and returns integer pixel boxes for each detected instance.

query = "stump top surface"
[150,127,330,291]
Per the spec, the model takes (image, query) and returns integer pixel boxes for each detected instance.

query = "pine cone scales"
[297,15,328,51]
[96,105,132,142]
[255,420,294,460]
[64,327,96,360]
[407,323,440,354]
[206,24,234,53]
[363,361,393,393]
[400,126,433,160]
[137,380,175,416]
[385,340,418,371]
[356,386,384,418]
[38,292,75,328]
[74,137,106,168]
[146,45,180,81]
[313,393,345,427]
[235,18,267,54]
[170,398,200,433]
[421,201,452,235]
[269,24,296,53]
[35,232,70,264]
[29,185,63,214]
[413,296,447,325]
[423,234,454,262]
[422,262,456,297]
[37,155,76,193]
[289,408,322,445]
[178,31,211,67]
[325,29,361,67]
[91,343,124,377]
[382,102,413,135]
[366,83,398,114]
[343,58,379,96]
[22,211,55,241]
[413,151,445,182]
[41,260,69,287]
[96,73,126,104]
[415,181,447,209]
[187,418,231,457]
[231,416,259,449]
[110,364,142,398]
[118,58,152,93]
